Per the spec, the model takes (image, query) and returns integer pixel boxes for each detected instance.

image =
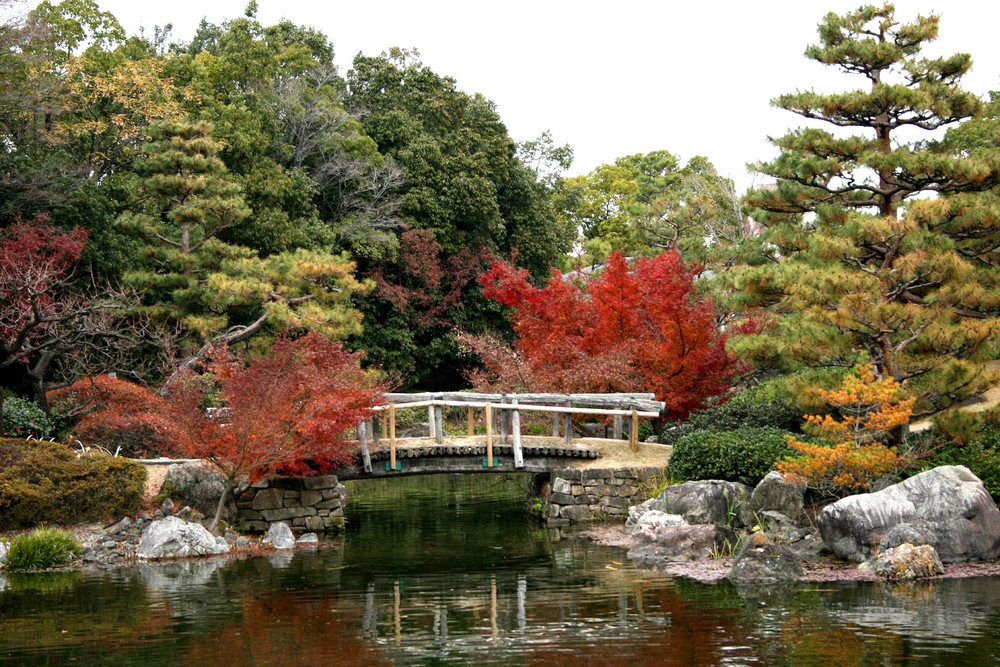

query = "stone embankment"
[535,467,659,524]
[235,475,348,534]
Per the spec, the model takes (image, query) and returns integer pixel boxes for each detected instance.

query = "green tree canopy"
[733,3,1000,415]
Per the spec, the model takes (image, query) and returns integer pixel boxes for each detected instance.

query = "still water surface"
[2,473,1000,665]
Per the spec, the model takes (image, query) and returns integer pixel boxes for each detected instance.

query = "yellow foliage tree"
[778,364,915,493]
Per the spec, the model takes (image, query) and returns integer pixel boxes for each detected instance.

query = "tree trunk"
[209,480,233,532]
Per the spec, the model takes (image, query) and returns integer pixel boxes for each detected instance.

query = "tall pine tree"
[120,120,367,366]
[734,3,1000,414]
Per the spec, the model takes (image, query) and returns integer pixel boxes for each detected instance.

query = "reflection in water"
[1,473,1000,665]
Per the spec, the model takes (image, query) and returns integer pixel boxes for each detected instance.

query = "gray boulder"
[296,533,319,544]
[661,480,751,527]
[871,543,944,582]
[741,471,806,525]
[727,532,802,587]
[628,524,737,563]
[626,496,666,527]
[137,516,229,560]
[631,510,686,536]
[264,522,296,550]
[0,540,7,569]
[162,462,231,520]
[818,465,1000,562]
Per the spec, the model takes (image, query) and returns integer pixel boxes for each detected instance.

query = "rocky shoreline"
[578,523,1000,584]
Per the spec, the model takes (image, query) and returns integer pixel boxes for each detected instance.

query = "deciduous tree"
[470,251,733,419]
[166,332,381,529]
[0,216,146,420]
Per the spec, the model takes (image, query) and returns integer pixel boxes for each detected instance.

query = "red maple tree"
[48,375,183,458]
[469,250,734,419]
[166,331,381,529]
[0,215,146,419]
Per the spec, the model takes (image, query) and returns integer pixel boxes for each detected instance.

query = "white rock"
[263,522,296,550]
[137,516,230,560]
[631,510,687,536]
[296,532,319,544]
[552,477,572,495]
[0,540,8,569]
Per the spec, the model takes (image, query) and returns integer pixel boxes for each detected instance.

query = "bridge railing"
[356,392,664,474]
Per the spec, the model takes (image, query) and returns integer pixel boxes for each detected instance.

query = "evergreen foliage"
[666,427,792,487]
[734,4,1000,415]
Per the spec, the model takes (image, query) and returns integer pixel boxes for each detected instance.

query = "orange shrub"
[778,364,915,494]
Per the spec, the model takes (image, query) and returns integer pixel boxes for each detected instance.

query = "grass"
[5,528,81,570]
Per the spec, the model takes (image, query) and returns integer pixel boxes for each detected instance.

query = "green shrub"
[0,438,146,530]
[667,427,793,486]
[690,389,804,433]
[5,528,81,570]
[926,428,1000,499]
[1,397,54,439]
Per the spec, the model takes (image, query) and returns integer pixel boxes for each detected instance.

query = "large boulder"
[727,532,802,587]
[871,543,944,582]
[0,540,7,569]
[626,496,666,528]
[162,462,231,520]
[818,465,1000,562]
[263,522,296,550]
[741,471,806,525]
[661,480,751,527]
[137,516,229,560]
[628,524,737,563]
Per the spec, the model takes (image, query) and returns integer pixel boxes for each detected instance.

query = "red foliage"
[475,251,734,419]
[48,375,183,458]
[372,228,493,326]
[0,215,88,357]
[165,332,382,523]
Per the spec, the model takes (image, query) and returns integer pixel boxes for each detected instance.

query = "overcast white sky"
[95,0,1000,193]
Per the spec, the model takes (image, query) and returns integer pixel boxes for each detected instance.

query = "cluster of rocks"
[235,475,348,534]
[625,471,812,586]
[541,468,658,524]
[81,499,208,566]
[624,465,1000,586]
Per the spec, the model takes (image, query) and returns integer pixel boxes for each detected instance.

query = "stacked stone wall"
[235,475,346,534]
[540,467,658,525]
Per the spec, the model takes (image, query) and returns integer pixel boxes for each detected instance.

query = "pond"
[2,473,1000,665]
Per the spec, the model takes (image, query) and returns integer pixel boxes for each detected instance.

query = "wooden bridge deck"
[338,435,671,481]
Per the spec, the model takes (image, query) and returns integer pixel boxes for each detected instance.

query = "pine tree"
[120,120,367,365]
[733,3,1000,415]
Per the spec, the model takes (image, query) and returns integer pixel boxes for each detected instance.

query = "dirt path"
[910,360,1000,433]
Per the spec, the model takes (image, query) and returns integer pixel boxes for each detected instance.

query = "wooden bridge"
[339,392,666,480]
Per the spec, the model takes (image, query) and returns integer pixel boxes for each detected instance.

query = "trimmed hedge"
[667,427,793,487]
[689,389,803,433]
[658,388,803,446]
[0,438,146,530]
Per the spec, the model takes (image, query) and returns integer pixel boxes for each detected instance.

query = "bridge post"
[467,406,474,436]
[564,402,573,444]
[500,394,509,444]
[613,414,623,440]
[630,408,639,452]
[359,420,372,474]
[428,404,436,439]
[485,403,494,467]
[434,393,444,444]
[372,416,381,446]
[390,404,397,471]
[551,411,560,437]
[512,399,524,469]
